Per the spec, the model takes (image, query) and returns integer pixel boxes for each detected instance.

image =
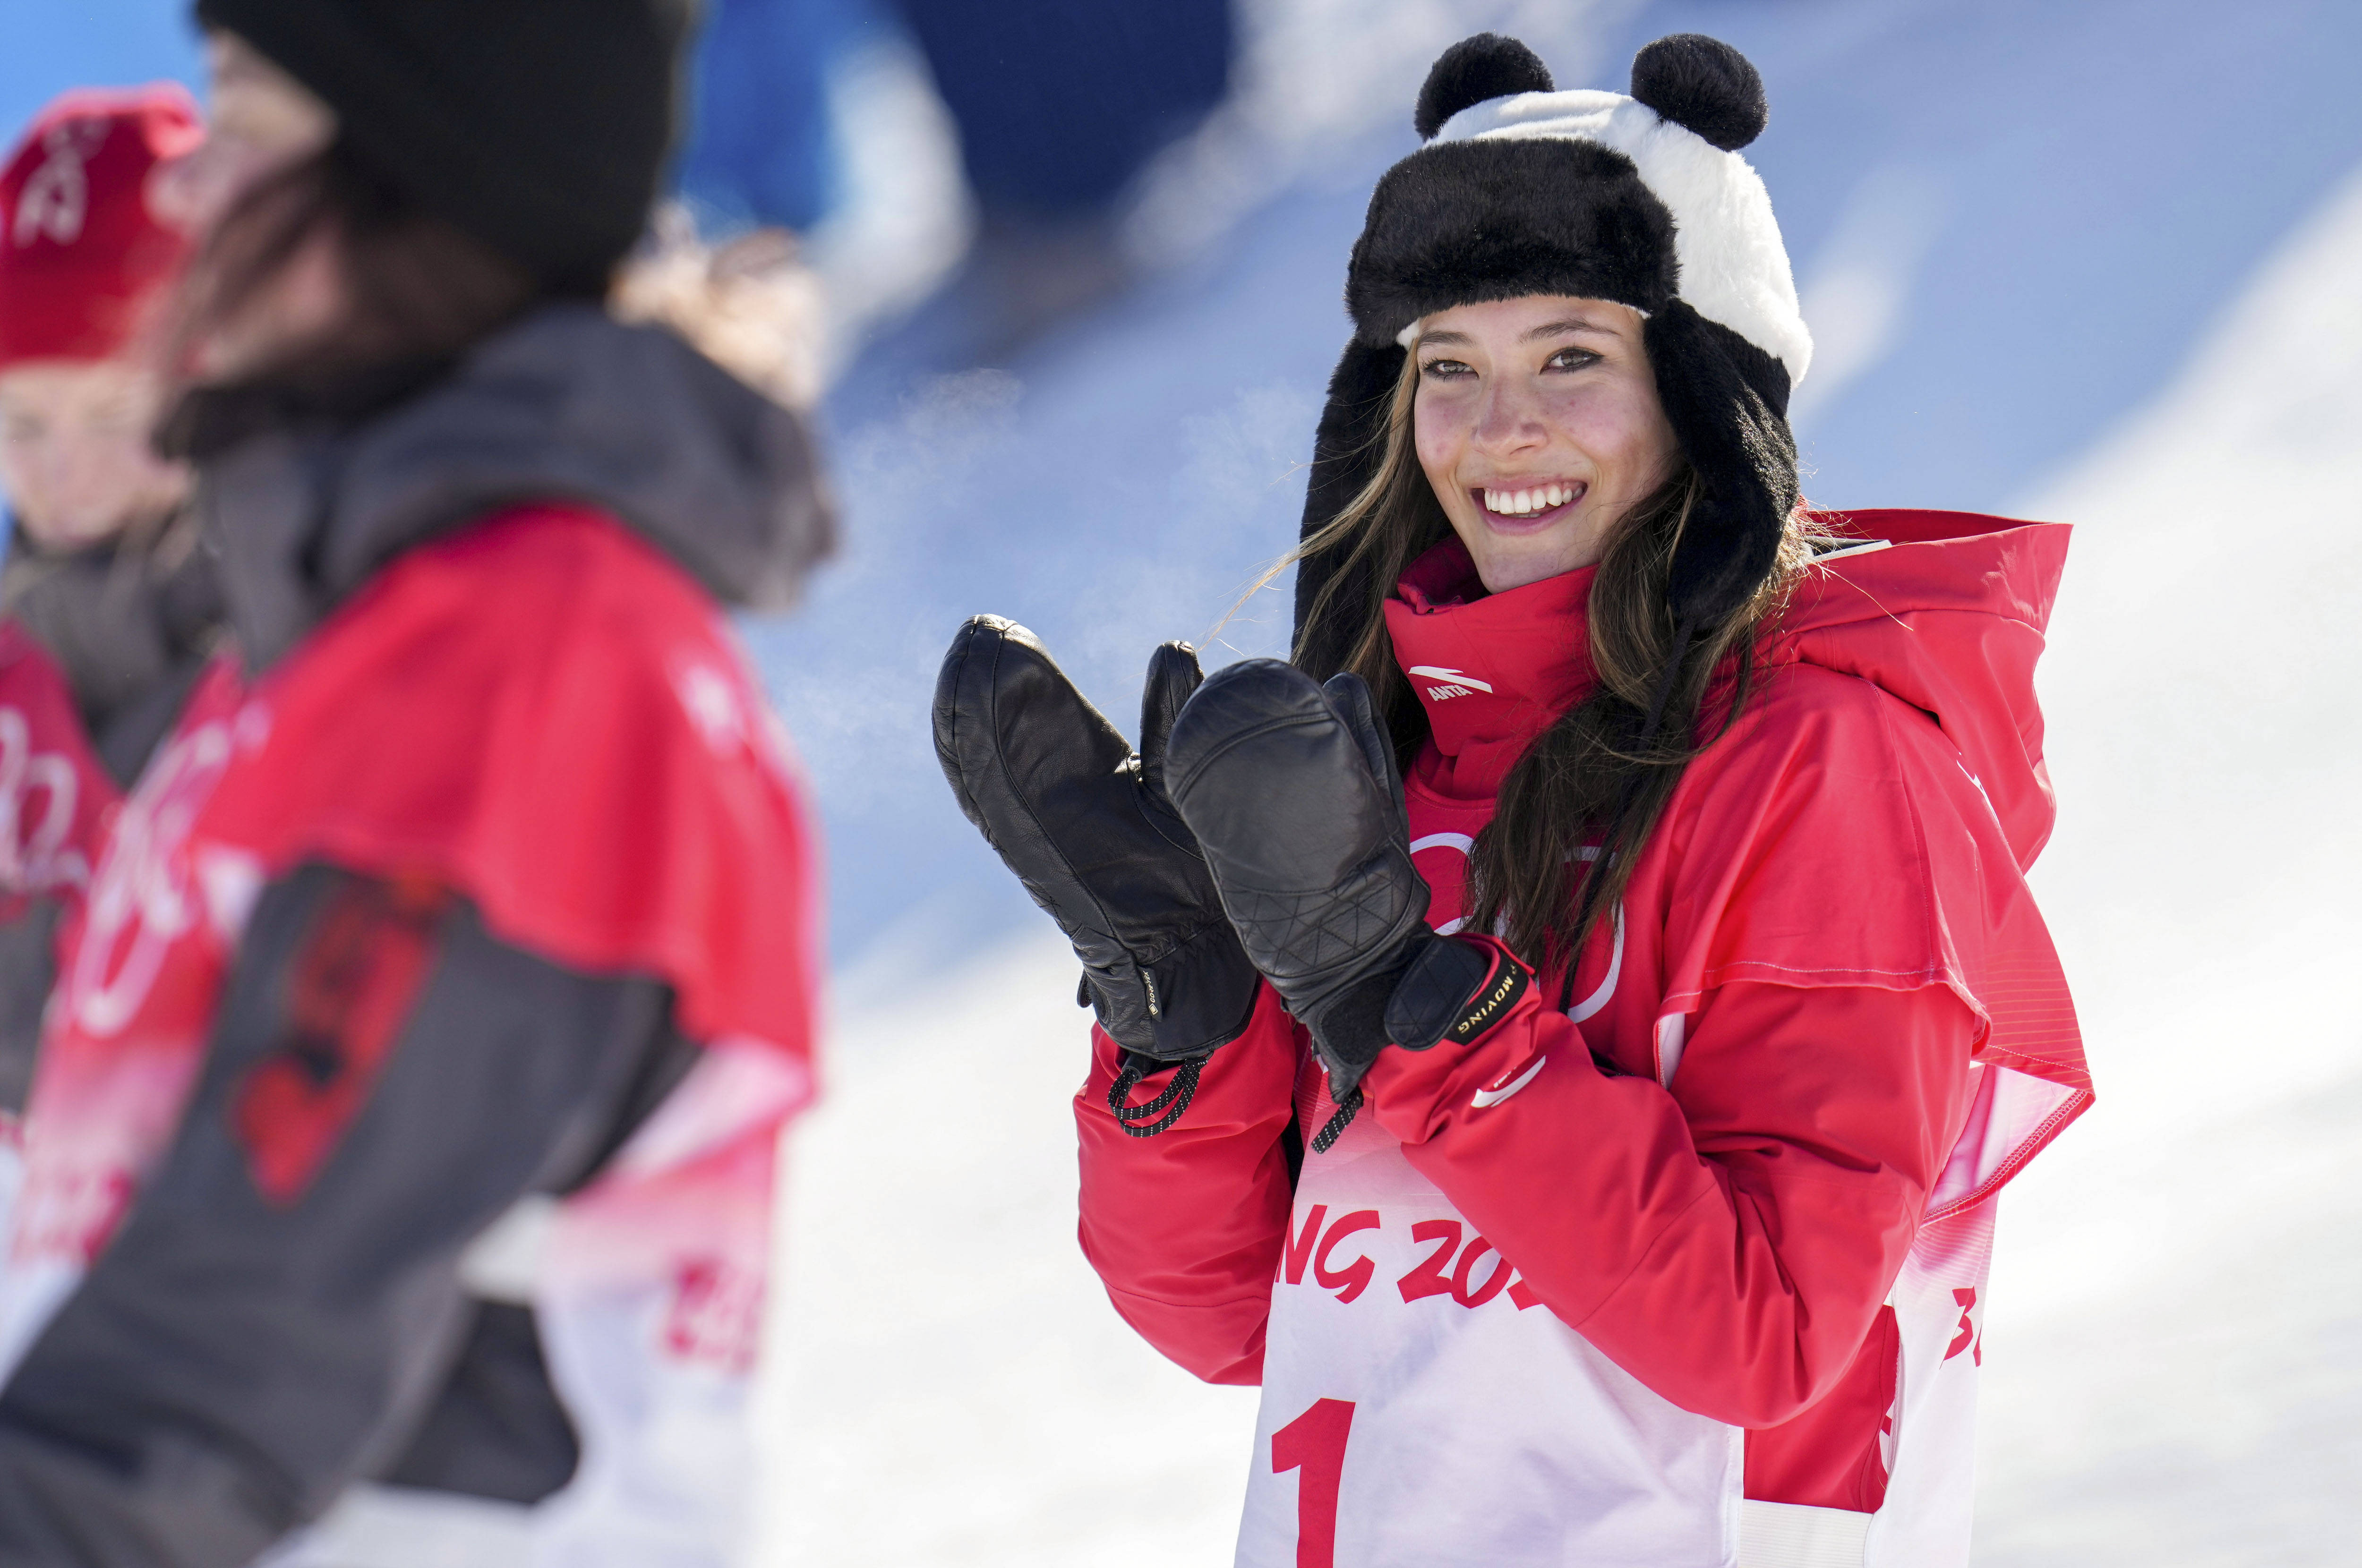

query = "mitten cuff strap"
[1386,934,1529,1050]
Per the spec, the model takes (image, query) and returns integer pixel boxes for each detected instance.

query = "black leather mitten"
[1165,659,1525,1147]
[933,617,1260,1133]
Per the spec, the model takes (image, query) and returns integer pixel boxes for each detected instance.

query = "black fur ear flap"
[1414,34,1554,140]
[1292,338,1405,677]
[1643,300,1798,625]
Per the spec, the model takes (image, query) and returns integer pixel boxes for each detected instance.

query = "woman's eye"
[1545,348,1600,372]
[1420,358,1473,380]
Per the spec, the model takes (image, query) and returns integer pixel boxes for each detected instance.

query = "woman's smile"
[1473,478,1589,530]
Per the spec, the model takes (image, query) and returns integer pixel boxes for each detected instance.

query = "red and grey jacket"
[0,623,122,1116]
[0,305,832,1567]
[0,509,223,1141]
[1075,511,2088,1566]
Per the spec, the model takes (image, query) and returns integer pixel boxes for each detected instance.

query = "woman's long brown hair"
[165,139,539,398]
[1290,347,1810,977]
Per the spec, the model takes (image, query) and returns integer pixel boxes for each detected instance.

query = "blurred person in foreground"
[0,3,834,1565]
[0,86,213,1286]
[937,34,2091,1565]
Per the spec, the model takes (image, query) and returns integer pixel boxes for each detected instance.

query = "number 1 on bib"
[1271,1397,1355,1568]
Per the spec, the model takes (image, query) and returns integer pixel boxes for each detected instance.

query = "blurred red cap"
[0,84,204,372]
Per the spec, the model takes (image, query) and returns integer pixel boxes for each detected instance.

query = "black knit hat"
[195,0,696,293]
[1295,34,1811,674]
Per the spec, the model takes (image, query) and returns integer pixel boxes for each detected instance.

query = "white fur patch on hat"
[1431,89,1813,384]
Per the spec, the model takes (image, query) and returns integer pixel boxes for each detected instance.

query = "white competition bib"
[1233,1102,1741,1568]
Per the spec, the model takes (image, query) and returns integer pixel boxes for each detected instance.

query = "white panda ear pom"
[1630,34,1767,150]
[1414,33,1554,141]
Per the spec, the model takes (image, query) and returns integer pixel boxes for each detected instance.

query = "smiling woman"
[1410,297,1679,593]
[1289,274,1810,967]
[931,28,2091,1568]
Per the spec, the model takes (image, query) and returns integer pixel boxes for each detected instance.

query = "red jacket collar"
[1383,537,1598,801]
[1378,511,2072,868]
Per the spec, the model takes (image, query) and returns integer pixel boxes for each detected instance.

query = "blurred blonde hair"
[611,203,827,411]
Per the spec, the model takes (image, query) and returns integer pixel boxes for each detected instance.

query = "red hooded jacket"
[1074,510,2088,1565]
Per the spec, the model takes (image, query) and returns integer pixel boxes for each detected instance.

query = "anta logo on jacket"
[1078,510,2089,1568]
[1402,665,1494,700]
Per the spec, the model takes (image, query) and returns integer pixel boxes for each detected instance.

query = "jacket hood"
[1384,508,2070,870]
[191,302,835,668]
[1772,509,2070,870]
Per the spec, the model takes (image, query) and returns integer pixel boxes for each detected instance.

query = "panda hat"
[1294,33,1811,674]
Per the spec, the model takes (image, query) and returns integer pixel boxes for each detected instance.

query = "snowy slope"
[752,147,2362,1568]
[1971,164,2362,1564]
[752,935,1257,1567]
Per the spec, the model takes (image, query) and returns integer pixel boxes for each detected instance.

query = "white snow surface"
[752,164,2362,1565]
[1970,162,2362,1563]
[753,937,1258,1567]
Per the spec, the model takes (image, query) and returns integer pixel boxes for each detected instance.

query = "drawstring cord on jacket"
[1311,1087,1361,1153]
[1109,1052,1203,1137]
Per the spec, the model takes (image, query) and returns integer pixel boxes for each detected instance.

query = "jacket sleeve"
[1360,954,1976,1428]
[1074,982,1302,1386]
[0,861,694,1568]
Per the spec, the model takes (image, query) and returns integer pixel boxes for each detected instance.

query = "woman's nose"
[1470,379,1548,457]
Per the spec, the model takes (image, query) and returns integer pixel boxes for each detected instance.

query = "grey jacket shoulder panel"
[197,306,835,670]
